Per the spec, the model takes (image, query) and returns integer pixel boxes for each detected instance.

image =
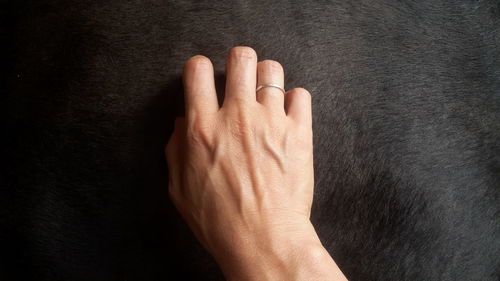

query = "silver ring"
[256,83,286,94]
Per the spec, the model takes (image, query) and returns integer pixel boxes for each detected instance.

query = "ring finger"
[256,60,285,113]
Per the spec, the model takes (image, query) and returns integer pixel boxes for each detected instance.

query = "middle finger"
[222,46,258,108]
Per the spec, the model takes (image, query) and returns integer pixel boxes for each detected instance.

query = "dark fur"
[2,0,499,280]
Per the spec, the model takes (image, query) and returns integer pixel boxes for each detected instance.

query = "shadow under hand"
[130,71,227,280]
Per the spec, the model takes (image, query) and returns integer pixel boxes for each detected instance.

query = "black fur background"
[2,0,500,280]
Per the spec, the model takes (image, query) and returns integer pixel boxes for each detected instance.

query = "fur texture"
[2,0,499,280]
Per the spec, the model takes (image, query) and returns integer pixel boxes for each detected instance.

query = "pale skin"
[165,46,348,281]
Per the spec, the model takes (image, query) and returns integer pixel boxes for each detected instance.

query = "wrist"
[212,222,335,281]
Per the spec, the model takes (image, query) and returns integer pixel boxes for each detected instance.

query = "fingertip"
[185,55,212,68]
[183,55,214,86]
[227,46,257,62]
[292,87,312,100]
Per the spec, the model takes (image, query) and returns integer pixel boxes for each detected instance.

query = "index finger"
[182,55,219,121]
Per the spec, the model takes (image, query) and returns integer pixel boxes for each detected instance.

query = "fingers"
[256,60,285,114]
[284,88,312,127]
[182,55,219,121]
[222,46,258,107]
[183,48,312,129]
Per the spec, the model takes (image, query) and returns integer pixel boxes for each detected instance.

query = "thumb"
[165,117,186,194]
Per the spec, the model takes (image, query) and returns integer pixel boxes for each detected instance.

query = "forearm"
[213,223,348,281]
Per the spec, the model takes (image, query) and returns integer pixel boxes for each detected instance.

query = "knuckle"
[289,114,312,132]
[229,109,254,140]
[187,121,212,147]
[230,46,257,61]
[294,129,313,150]
[231,122,253,141]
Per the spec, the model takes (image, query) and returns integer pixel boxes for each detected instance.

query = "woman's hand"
[165,46,347,281]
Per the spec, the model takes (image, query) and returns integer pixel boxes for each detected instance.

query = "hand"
[165,46,347,281]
